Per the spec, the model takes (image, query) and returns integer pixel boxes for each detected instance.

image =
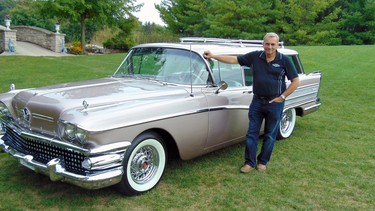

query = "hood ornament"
[10,83,15,91]
[82,100,89,109]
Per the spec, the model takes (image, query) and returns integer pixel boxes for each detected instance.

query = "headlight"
[60,122,88,144]
[76,127,88,144]
[0,102,11,134]
[0,102,10,116]
[0,121,6,134]
[65,123,76,140]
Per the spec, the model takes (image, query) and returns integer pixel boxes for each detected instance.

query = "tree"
[133,22,178,44]
[157,0,344,43]
[7,1,54,30]
[339,0,375,44]
[0,0,16,23]
[37,0,141,51]
[103,16,139,51]
[156,0,209,36]
[274,0,341,45]
[204,0,274,39]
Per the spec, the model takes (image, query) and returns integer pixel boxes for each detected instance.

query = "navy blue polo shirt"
[237,51,298,97]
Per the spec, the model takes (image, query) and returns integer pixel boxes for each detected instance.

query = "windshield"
[114,47,210,85]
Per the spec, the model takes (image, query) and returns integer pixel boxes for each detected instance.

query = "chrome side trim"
[32,113,54,122]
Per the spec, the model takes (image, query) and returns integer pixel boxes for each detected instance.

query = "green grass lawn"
[0,46,374,210]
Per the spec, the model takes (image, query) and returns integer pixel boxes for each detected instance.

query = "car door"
[203,61,253,150]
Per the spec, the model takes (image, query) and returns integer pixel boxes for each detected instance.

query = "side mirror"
[215,81,228,94]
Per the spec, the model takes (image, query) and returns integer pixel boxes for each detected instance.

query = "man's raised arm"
[203,50,239,64]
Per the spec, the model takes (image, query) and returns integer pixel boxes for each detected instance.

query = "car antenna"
[189,44,194,97]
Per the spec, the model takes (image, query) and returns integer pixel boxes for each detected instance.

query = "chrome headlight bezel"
[65,123,76,140]
[75,127,88,144]
[59,121,88,145]
[0,120,6,134]
[0,102,11,134]
[0,102,11,117]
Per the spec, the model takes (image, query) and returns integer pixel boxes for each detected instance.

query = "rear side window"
[288,55,304,74]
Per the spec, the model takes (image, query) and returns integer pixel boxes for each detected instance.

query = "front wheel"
[117,132,167,195]
[277,108,296,140]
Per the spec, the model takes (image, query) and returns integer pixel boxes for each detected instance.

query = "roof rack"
[179,37,284,48]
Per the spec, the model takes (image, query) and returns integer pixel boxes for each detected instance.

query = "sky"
[133,0,165,26]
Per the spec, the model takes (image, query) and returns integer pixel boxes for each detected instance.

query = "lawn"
[0,45,374,210]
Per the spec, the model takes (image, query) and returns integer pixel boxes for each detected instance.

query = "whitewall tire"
[117,132,167,195]
[277,108,296,140]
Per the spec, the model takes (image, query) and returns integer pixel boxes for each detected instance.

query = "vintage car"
[0,38,322,195]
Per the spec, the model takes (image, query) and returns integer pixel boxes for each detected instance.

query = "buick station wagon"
[0,38,322,195]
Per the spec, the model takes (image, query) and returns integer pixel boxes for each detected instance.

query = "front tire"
[117,132,167,195]
[277,108,296,140]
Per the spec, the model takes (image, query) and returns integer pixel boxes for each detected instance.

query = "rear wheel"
[277,108,296,140]
[117,132,167,195]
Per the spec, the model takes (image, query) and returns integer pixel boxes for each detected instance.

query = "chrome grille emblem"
[22,108,31,122]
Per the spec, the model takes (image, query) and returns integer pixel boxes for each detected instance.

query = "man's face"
[263,37,279,55]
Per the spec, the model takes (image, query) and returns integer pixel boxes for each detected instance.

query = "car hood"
[11,77,193,132]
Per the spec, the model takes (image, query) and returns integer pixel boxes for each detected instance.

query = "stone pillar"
[51,33,66,53]
[1,29,17,52]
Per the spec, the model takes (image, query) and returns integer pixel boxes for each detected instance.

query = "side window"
[157,50,209,85]
[288,55,304,74]
[211,61,244,87]
[244,66,253,86]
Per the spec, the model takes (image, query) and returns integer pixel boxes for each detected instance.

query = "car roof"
[132,38,299,56]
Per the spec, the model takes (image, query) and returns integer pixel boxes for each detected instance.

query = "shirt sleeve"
[237,51,259,67]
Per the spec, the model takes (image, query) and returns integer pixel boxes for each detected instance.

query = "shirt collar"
[259,50,282,62]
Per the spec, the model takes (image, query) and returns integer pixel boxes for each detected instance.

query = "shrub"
[103,35,135,51]
[67,42,83,55]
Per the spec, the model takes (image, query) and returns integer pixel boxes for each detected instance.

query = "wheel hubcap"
[281,110,292,133]
[130,145,159,184]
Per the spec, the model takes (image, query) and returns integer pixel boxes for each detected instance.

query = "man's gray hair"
[263,32,279,42]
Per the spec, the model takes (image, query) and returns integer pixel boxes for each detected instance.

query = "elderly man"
[203,32,300,173]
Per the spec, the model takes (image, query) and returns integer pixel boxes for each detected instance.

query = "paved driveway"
[1,41,70,57]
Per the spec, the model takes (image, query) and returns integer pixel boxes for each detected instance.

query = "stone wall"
[11,26,65,53]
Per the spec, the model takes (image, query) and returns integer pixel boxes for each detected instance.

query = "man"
[203,32,300,173]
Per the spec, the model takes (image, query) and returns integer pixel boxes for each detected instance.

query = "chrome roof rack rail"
[179,37,284,48]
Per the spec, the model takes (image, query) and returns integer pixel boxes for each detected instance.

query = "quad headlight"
[75,127,88,144]
[0,102,10,117]
[0,119,6,134]
[60,122,88,144]
[0,102,11,134]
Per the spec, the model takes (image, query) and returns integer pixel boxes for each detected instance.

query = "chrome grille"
[3,126,86,175]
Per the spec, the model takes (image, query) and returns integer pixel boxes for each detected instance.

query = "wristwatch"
[280,94,286,100]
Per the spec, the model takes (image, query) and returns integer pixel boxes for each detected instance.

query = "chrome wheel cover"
[281,110,293,133]
[130,145,159,184]
[278,108,296,139]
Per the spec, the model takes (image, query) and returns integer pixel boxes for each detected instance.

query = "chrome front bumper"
[0,135,126,190]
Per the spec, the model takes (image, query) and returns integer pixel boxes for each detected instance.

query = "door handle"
[242,91,253,94]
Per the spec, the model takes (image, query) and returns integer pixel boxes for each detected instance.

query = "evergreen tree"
[204,0,274,39]
[339,0,375,44]
[157,0,208,36]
